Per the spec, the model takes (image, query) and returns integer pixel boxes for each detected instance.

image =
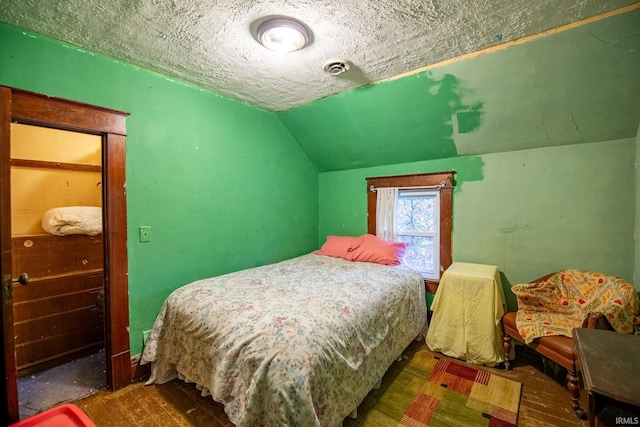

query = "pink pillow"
[344,234,408,266]
[313,235,364,259]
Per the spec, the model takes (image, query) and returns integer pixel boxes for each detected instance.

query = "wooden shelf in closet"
[10,158,102,172]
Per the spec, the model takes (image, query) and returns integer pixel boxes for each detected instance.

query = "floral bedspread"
[512,269,639,344]
[141,254,426,427]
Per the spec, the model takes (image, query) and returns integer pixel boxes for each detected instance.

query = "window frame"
[366,171,455,286]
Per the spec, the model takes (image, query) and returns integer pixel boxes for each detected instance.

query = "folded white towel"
[42,206,102,236]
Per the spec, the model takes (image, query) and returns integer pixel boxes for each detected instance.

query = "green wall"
[319,138,636,310]
[292,8,640,309]
[0,22,319,356]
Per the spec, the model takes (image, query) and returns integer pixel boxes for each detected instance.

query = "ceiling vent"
[322,59,350,76]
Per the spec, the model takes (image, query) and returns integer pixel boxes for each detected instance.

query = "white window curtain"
[375,187,398,241]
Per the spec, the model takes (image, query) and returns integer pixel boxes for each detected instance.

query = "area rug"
[360,350,522,427]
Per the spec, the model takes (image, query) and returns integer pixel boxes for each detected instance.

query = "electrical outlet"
[139,226,151,243]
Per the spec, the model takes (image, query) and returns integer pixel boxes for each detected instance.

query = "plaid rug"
[360,350,521,426]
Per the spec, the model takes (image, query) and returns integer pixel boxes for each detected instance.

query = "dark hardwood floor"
[73,340,588,426]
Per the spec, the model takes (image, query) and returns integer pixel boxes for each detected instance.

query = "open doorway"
[10,124,107,417]
[1,87,131,424]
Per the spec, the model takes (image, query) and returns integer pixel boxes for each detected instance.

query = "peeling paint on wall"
[456,109,483,134]
[278,71,483,172]
[280,9,639,171]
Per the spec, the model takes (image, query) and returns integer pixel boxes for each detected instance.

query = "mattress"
[141,253,426,426]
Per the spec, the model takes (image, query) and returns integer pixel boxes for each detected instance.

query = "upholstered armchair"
[501,270,639,419]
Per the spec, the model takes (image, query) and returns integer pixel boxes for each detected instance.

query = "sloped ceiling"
[1,2,638,172]
[0,0,636,112]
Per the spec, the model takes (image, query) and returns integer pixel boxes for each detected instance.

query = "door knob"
[12,273,29,286]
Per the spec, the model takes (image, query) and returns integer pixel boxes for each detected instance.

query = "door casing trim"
[0,87,131,423]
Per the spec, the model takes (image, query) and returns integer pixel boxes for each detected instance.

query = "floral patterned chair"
[502,270,639,419]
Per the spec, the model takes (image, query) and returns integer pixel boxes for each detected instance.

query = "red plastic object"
[10,404,96,427]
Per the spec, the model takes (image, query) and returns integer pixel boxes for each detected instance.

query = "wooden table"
[573,328,640,426]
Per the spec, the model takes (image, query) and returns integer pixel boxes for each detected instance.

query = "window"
[366,172,454,283]
[396,188,440,279]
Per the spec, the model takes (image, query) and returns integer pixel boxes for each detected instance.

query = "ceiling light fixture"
[256,17,310,54]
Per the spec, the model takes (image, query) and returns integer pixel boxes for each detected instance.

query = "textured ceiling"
[0,0,637,111]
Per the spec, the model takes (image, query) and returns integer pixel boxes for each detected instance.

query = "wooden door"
[0,87,131,424]
[1,86,19,425]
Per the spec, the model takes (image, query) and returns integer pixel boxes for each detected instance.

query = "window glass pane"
[397,235,435,275]
[397,196,436,233]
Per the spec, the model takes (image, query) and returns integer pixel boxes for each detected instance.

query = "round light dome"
[257,18,309,53]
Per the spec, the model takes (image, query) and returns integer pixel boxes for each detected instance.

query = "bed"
[141,252,426,426]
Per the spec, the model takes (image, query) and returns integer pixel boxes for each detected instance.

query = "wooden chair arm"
[531,272,556,283]
[582,312,614,330]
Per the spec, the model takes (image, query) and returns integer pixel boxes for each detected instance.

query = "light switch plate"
[139,225,151,243]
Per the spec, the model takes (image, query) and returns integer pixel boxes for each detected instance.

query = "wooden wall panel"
[15,307,103,343]
[12,235,103,278]
[76,235,105,270]
[11,234,105,374]
[14,287,102,321]
[15,326,104,371]
[12,236,76,278]
[13,273,103,303]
